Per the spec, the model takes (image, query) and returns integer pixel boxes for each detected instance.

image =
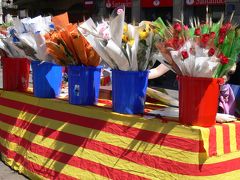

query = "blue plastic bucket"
[112,70,149,114]
[31,61,62,98]
[68,65,102,105]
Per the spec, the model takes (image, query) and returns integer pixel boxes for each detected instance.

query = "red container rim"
[177,75,224,84]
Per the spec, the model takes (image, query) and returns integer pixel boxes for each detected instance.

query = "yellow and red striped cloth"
[1,90,240,179]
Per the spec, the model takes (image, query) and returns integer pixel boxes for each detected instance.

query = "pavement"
[0,67,27,179]
[0,161,27,180]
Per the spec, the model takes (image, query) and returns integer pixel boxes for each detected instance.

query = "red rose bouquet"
[152,13,240,78]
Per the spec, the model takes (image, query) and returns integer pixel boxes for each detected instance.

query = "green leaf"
[188,28,195,38]
[153,17,167,36]
[201,24,209,34]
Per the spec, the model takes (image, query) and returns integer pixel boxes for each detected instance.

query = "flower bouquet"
[152,14,240,126]
[45,12,101,105]
[0,16,51,91]
[2,15,64,96]
[79,6,159,114]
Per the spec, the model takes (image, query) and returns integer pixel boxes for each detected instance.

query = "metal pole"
[0,0,3,24]
[132,0,140,23]
[97,0,107,18]
[173,0,184,21]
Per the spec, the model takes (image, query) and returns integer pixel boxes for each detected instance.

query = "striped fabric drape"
[0,90,240,179]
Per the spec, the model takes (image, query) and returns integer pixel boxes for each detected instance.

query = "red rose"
[220,56,229,65]
[178,38,185,47]
[220,27,227,35]
[218,36,225,44]
[225,22,232,31]
[194,28,201,36]
[181,51,189,60]
[218,53,229,64]
[208,48,215,56]
[200,34,210,47]
[210,32,216,39]
[165,40,173,48]
[174,23,182,32]
[217,53,224,59]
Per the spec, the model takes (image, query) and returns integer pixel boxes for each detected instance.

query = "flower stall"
[0,7,240,180]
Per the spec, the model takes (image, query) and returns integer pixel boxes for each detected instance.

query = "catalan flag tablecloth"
[0,90,240,180]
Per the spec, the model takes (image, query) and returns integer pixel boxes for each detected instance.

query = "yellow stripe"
[0,136,108,180]
[1,127,240,180]
[215,125,224,156]
[228,123,237,152]
[1,154,47,180]
[198,127,210,157]
[0,91,202,140]
[0,105,205,165]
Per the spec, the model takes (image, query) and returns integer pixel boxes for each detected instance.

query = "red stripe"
[235,122,240,150]
[0,144,77,180]
[0,129,147,180]
[208,126,217,156]
[222,124,231,154]
[1,113,240,176]
[0,97,205,153]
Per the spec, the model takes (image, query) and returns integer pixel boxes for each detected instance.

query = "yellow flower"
[139,30,149,40]
[128,39,134,46]
[122,34,129,43]
[123,24,128,33]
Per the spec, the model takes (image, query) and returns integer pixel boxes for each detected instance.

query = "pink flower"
[194,28,201,36]
[208,48,215,56]
[97,22,108,34]
[181,51,189,60]
[117,8,124,15]
[102,30,110,40]
[173,23,182,32]
[184,25,189,31]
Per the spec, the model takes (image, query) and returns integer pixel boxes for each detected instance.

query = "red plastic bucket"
[177,76,223,127]
[1,57,30,92]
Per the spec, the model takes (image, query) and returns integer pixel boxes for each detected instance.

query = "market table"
[0,89,240,180]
